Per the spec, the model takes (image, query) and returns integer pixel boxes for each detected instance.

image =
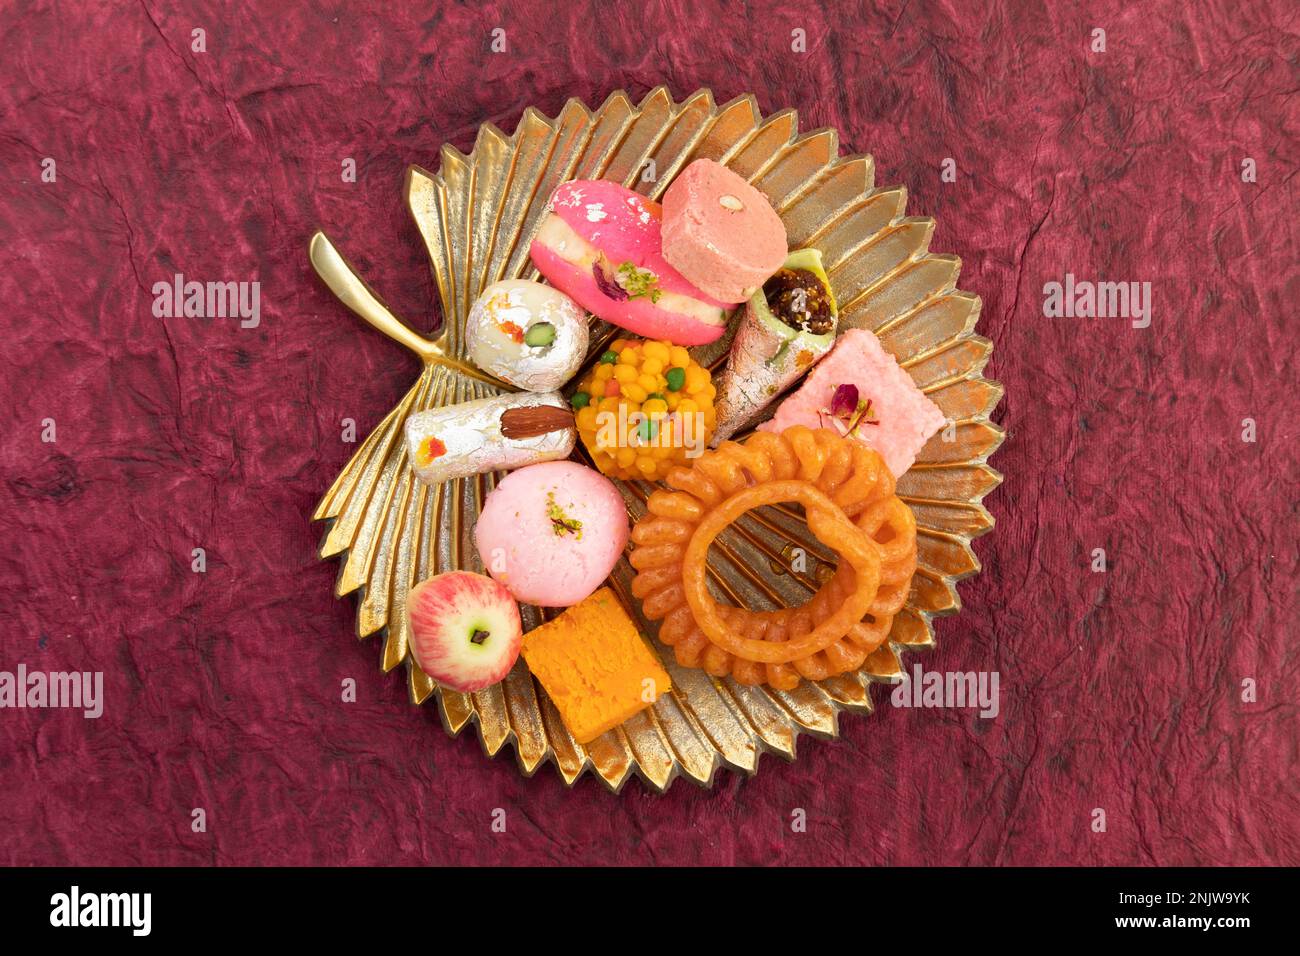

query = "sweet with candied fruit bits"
[570,337,716,481]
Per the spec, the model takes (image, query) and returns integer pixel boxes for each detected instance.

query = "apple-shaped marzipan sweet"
[407,571,523,693]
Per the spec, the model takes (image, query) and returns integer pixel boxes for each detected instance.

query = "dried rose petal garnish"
[830,383,859,418]
[820,384,879,438]
[592,258,629,301]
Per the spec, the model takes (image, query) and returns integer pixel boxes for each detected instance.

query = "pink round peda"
[474,461,629,608]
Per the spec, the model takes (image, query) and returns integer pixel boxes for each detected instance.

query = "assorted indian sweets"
[399,158,946,745]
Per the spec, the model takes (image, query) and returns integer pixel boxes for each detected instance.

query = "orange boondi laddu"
[572,338,716,481]
[521,587,671,744]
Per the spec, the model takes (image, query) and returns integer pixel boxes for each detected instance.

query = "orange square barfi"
[521,588,671,744]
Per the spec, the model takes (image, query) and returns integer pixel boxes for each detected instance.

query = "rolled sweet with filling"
[528,179,730,346]
[710,248,838,445]
[465,279,588,392]
[404,391,576,486]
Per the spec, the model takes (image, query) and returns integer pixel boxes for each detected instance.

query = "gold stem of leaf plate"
[308,231,509,389]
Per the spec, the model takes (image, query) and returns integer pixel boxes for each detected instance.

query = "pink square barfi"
[758,328,945,477]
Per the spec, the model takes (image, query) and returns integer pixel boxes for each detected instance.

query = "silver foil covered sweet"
[404,391,576,486]
[465,279,588,392]
[711,248,838,445]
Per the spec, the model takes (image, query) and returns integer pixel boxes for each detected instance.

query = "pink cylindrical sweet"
[661,159,789,304]
[528,179,730,346]
[474,461,629,608]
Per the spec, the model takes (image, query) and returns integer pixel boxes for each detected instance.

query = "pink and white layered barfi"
[528,180,731,346]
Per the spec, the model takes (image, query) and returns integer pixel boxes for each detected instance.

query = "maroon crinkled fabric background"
[1,0,1296,866]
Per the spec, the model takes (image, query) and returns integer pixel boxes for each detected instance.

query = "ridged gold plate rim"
[309,88,1003,793]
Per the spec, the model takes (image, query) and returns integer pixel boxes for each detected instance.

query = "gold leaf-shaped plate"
[309,88,1003,793]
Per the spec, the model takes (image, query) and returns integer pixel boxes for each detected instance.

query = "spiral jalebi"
[630,426,917,690]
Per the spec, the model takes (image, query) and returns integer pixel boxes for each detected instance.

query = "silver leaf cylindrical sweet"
[404,391,575,486]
